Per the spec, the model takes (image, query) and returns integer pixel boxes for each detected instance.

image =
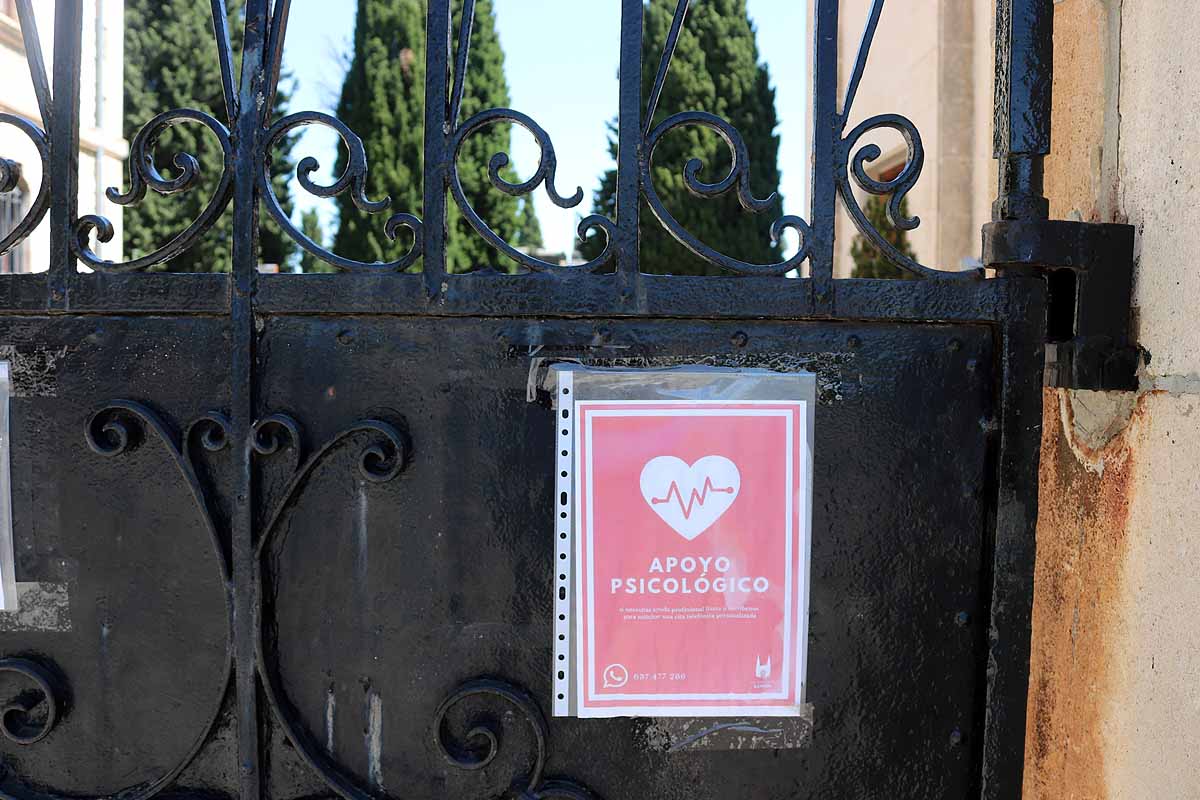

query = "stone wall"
[1025,1,1200,797]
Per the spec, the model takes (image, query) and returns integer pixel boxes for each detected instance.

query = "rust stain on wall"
[1023,388,1150,799]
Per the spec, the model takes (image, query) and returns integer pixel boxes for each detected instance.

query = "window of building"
[0,178,28,274]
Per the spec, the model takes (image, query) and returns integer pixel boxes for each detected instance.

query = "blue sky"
[282,1,808,259]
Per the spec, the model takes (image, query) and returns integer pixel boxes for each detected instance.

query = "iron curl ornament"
[0,657,63,746]
[73,109,235,273]
[640,0,813,277]
[253,414,414,800]
[260,112,423,273]
[642,111,813,276]
[255,2,424,273]
[62,401,234,800]
[445,0,615,274]
[833,0,980,280]
[70,0,241,273]
[0,116,49,262]
[433,678,599,800]
[449,109,616,273]
[0,1,51,262]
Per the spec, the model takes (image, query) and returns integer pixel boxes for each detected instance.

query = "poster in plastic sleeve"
[551,366,814,718]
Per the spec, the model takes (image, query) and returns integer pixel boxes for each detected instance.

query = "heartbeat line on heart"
[651,478,736,519]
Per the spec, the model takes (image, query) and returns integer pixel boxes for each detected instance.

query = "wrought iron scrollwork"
[642,111,813,276]
[64,401,233,800]
[434,679,597,800]
[0,1,51,261]
[0,116,49,261]
[68,0,238,273]
[258,5,423,273]
[833,0,978,280]
[445,0,615,273]
[260,112,423,273]
[253,413,411,799]
[449,108,615,273]
[86,402,234,580]
[74,110,235,273]
[639,0,813,277]
[0,657,62,746]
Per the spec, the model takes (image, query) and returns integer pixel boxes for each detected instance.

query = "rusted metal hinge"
[983,219,1140,391]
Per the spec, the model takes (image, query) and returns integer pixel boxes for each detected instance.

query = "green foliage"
[515,198,543,251]
[332,0,519,272]
[849,194,917,279]
[298,209,335,273]
[122,0,295,271]
[581,0,783,274]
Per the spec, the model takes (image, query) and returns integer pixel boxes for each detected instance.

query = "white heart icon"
[639,456,741,540]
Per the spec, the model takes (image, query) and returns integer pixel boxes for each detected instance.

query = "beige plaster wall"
[1026,1,1200,798]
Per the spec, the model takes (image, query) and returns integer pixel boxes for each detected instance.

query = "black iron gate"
[0,1,1066,797]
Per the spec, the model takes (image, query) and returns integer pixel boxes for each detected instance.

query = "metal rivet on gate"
[731,331,749,348]
[949,337,963,352]
[847,335,861,349]
[949,728,964,747]
[955,611,970,627]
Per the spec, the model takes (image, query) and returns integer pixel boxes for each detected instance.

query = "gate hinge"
[982,219,1139,391]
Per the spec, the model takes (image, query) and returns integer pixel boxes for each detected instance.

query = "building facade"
[0,0,125,272]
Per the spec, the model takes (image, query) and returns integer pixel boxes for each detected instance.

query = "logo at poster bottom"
[602,663,629,688]
[639,455,741,540]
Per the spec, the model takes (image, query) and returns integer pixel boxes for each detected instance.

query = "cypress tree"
[515,197,543,251]
[331,0,425,266]
[582,0,783,275]
[122,0,295,271]
[849,195,917,279]
[298,209,335,273]
[333,0,519,272]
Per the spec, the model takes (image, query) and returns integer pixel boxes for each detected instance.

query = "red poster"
[570,399,809,717]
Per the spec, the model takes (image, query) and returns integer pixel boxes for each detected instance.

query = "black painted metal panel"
[254,316,997,799]
[0,317,235,795]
